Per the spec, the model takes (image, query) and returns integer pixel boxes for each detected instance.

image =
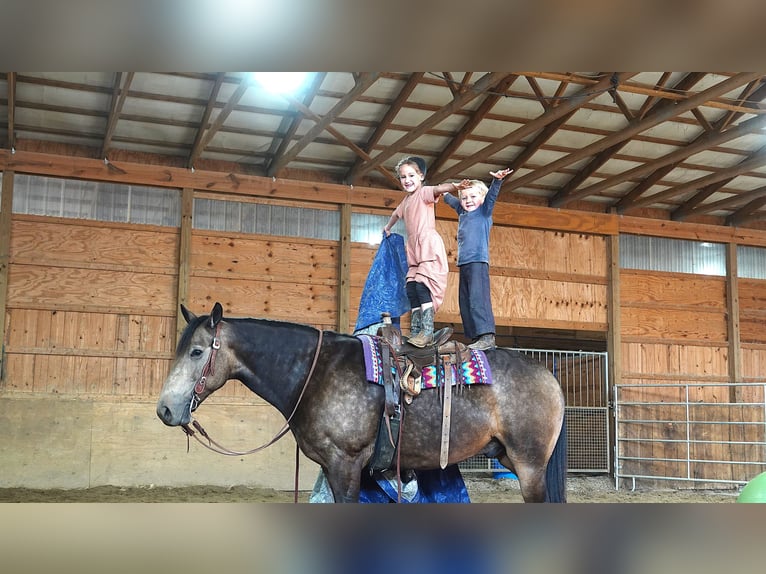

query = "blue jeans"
[459,262,494,340]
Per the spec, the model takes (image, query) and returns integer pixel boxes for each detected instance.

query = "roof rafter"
[428,74,519,177]
[668,81,766,221]
[187,72,226,169]
[100,72,133,160]
[515,73,760,206]
[268,72,380,177]
[625,145,766,212]
[6,71,15,150]
[348,72,510,182]
[727,191,766,226]
[550,73,707,207]
[267,72,327,174]
[345,72,424,185]
[189,75,251,169]
[433,73,637,184]
[279,88,401,188]
[579,111,766,209]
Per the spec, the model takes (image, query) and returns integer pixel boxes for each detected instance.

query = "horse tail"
[545,412,568,503]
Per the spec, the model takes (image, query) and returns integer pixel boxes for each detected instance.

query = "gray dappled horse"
[157,302,567,502]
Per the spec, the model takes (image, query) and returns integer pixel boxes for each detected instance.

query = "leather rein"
[181,323,324,457]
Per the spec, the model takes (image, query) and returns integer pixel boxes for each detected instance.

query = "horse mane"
[229,316,325,340]
[176,313,328,360]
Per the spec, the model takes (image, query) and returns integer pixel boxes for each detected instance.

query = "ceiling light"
[251,72,309,94]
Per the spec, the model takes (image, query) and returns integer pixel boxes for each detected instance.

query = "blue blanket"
[354,233,410,332]
[310,466,470,503]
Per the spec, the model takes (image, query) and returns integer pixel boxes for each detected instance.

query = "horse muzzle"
[156,397,193,426]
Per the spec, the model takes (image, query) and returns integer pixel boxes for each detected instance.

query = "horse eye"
[190,348,203,358]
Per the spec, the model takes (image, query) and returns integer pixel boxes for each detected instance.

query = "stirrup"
[400,362,422,404]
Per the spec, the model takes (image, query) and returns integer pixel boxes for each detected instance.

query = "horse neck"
[228,319,322,416]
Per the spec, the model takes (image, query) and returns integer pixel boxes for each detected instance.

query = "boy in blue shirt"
[444,168,512,350]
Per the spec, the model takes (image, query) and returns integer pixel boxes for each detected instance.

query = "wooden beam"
[9,147,766,246]
[521,72,766,115]
[0,170,13,379]
[190,76,251,168]
[350,72,510,181]
[0,148,408,209]
[727,192,766,227]
[268,73,380,177]
[606,234,621,474]
[187,72,226,169]
[636,72,671,119]
[522,73,764,203]
[175,187,193,342]
[726,242,742,402]
[434,73,636,184]
[280,91,400,188]
[691,183,766,216]
[6,72,15,150]
[571,112,766,203]
[268,73,327,173]
[346,72,423,185]
[429,74,518,176]
[337,203,351,333]
[551,73,706,207]
[624,145,766,212]
[618,211,766,247]
[671,178,733,220]
[100,72,134,159]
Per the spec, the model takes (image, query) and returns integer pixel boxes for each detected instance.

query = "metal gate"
[615,381,766,489]
[459,348,610,474]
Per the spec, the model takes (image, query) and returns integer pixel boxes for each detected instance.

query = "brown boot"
[468,333,496,351]
[407,306,434,348]
[408,307,422,339]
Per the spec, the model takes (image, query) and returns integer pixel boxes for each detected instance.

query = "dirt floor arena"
[0,475,738,503]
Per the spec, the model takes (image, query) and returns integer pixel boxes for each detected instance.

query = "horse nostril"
[158,405,173,425]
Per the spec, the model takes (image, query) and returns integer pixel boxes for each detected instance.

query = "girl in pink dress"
[383,156,466,347]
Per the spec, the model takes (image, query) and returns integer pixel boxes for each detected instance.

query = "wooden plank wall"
[439,221,609,333]
[3,151,766,488]
[740,278,766,383]
[4,215,178,398]
[0,184,612,399]
[618,267,766,485]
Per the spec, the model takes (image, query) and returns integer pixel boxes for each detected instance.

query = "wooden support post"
[606,234,621,474]
[0,171,13,380]
[175,187,194,342]
[337,203,351,333]
[726,242,742,402]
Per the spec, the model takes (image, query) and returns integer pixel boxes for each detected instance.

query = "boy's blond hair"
[458,179,488,200]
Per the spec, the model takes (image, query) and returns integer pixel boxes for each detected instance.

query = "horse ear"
[181,304,196,324]
[209,302,224,328]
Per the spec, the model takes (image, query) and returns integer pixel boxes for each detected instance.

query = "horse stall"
[459,348,609,476]
[3,161,766,495]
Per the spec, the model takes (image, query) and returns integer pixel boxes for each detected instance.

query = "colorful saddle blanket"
[357,334,493,388]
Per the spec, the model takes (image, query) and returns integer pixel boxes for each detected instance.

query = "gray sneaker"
[468,334,496,351]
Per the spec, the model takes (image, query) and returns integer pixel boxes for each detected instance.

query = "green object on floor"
[737,471,766,503]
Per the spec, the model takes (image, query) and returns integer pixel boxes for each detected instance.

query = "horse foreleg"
[323,464,364,503]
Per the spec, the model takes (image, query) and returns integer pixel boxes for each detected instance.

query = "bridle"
[188,322,222,414]
[181,323,324,458]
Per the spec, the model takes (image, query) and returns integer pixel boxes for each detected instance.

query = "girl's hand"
[454,179,471,190]
[490,168,513,180]
[383,227,391,237]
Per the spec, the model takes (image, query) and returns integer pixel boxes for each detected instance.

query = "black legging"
[406,280,432,309]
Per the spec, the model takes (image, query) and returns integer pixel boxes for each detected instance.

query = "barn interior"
[2,72,766,491]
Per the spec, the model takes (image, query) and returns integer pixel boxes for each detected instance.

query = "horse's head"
[156,301,231,426]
